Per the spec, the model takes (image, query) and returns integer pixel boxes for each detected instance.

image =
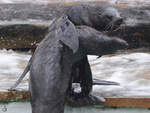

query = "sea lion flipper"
[9,57,32,90]
[66,93,105,106]
[93,79,120,86]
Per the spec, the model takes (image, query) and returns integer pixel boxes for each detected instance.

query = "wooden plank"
[102,98,150,108]
[0,91,150,108]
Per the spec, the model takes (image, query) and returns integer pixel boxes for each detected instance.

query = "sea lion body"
[30,34,72,113]
[30,16,80,113]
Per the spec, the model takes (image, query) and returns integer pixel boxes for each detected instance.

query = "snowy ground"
[0,49,150,97]
[0,50,30,91]
[89,51,150,97]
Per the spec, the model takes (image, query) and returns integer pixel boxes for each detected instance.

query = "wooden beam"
[0,91,150,108]
[102,98,150,108]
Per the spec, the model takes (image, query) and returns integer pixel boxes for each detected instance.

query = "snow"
[0,49,150,97]
[0,50,30,90]
[88,52,150,97]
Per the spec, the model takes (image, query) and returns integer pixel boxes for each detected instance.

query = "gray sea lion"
[66,26,128,105]
[66,4,123,31]
[30,16,79,113]
[66,4,125,102]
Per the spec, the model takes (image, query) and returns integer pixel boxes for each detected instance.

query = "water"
[0,0,150,6]
[0,102,150,113]
[0,49,150,97]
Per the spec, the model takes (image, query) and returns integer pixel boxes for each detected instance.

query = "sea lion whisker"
[105,22,112,31]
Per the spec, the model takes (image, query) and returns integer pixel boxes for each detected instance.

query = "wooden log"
[102,98,150,108]
[0,2,150,49]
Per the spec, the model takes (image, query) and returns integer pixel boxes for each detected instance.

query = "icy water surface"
[0,0,150,6]
[0,102,150,113]
[0,49,150,97]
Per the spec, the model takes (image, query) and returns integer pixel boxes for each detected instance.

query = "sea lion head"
[67,4,124,32]
[100,7,123,31]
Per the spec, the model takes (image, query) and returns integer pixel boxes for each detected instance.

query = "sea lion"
[66,26,128,105]
[30,16,79,113]
[66,4,123,31]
